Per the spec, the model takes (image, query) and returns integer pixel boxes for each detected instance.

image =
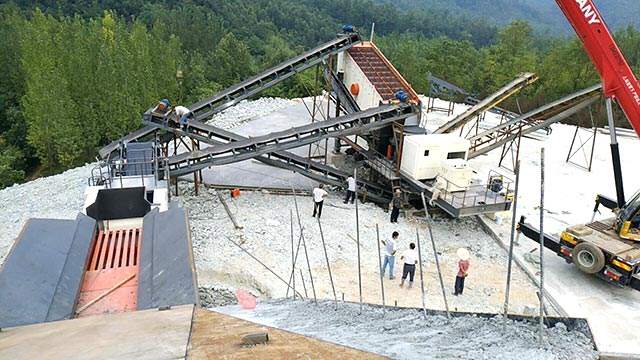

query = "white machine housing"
[400,134,473,191]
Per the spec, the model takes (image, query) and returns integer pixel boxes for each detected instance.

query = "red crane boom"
[556,0,640,206]
[555,0,640,136]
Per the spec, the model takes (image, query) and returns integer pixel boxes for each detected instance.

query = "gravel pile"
[0,164,95,266]
[199,286,238,307]
[207,97,296,131]
[216,299,598,360]
[178,183,503,270]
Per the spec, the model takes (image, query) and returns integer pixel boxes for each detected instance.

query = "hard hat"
[457,248,470,261]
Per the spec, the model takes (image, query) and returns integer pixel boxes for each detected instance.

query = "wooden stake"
[217,191,242,229]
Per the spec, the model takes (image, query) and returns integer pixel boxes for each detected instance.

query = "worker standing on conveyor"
[173,105,192,131]
[380,231,398,280]
[344,176,356,204]
[399,242,418,289]
[312,184,328,219]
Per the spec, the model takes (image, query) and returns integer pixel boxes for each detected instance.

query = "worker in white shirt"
[312,184,328,218]
[380,231,398,279]
[399,242,418,288]
[172,105,192,130]
[343,176,357,204]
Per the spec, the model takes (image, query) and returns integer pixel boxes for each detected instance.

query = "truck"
[518,0,640,290]
[518,193,640,290]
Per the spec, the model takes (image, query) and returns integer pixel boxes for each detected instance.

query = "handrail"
[433,170,513,207]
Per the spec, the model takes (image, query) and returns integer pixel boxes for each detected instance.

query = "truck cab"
[616,190,640,241]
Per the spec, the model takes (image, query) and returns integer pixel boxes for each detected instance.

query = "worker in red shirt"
[453,248,470,296]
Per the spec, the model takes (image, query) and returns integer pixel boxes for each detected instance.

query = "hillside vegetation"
[0,0,639,189]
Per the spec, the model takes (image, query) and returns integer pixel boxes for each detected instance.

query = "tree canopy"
[0,1,639,189]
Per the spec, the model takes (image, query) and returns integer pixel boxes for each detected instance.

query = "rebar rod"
[420,193,450,318]
[224,235,304,298]
[503,159,521,318]
[416,228,427,319]
[299,269,309,298]
[539,148,546,346]
[375,224,386,311]
[292,187,317,304]
[317,218,338,308]
[291,210,296,300]
[354,168,363,313]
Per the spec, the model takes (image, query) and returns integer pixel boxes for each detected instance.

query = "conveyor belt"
[435,72,539,134]
[99,126,156,159]
[99,34,361,160]
[144,113,394,203]
[189,33,362,121]
[216,137,393,203]
[326,68,361,114]
[153,104,413,176]
[468,84,602,158]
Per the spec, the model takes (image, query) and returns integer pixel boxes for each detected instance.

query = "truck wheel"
[572,242,605,274]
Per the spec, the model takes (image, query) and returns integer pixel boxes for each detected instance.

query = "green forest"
[1,0,640,189]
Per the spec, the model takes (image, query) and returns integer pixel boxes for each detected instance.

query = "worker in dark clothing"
[453,248,470,296]
[399,243,418,289]
[389,189,402,223]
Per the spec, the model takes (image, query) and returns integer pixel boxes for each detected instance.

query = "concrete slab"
[188,308,386,359]
[479,215,640,359]
[0,305,194,360]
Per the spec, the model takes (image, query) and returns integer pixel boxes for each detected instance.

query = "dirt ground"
[182,183,544,316]
[310,258,539,314]
[188,308,385,359]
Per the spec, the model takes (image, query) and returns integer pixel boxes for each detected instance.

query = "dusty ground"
[215,299,597,360]
[178,182,543,315]
[189,307,384,359]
